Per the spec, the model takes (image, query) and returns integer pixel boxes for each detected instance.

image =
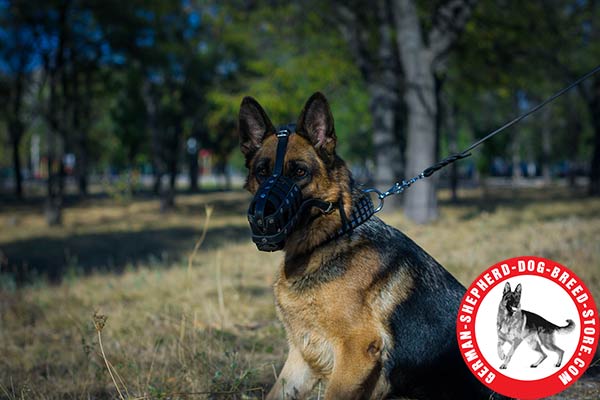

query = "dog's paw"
[555,362,562,367]
[530,364,538,368]
[499,364,507,369]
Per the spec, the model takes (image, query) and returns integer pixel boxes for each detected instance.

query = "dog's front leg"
[497,336,507,360]
[324,336,383,400]
[499,339,522,369]
[267,344,318,400]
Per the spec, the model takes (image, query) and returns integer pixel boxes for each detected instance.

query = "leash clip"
[363,188,385,213]
[362,173,424,213]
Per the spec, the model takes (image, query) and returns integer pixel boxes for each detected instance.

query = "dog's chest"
[498,310,525,339]
[273,282,346,373]
[273,270,374,374]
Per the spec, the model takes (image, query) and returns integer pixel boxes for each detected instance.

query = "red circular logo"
[456,256,599,399]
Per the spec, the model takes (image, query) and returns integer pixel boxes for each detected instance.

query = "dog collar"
[324,191,375,244]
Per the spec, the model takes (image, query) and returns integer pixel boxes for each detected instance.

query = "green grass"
[0,186,599,399]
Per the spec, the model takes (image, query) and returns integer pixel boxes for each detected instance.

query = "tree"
[0,1,37,199]
[98,1,214,206]
[205,1,371,186]
[528,0,600,195]
[451,0,600,195]
[110,67,149,189]
[36,0,70,225]
[390,0,477,223]
[334,0,405,209]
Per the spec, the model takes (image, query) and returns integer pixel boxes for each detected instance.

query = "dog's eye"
[295,168,307,178]
[257,166,269,178]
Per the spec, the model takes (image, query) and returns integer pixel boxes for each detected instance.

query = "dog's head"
[238,92,352,253]
[501,282,522,313]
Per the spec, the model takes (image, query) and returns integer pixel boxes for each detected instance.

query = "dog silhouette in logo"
[497,282,575,369]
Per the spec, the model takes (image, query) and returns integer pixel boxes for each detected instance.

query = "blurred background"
[0,0,599,398]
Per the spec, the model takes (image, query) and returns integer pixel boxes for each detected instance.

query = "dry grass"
[0,186,599,399]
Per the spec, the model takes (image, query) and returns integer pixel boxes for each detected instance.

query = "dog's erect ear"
[239,97,275,161]
[297,92,337,158]
[514,283,522,301]
[503,282,511,295]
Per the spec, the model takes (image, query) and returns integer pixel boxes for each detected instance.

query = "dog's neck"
[499,302,521,318]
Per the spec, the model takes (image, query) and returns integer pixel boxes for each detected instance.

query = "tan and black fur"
[239,92,503,399]
[497,282,576,370]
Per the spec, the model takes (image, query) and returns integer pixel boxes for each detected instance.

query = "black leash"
[364,64,600,213]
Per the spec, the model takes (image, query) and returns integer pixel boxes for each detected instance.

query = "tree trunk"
[369,82,404,210]
[187,136,199,192]
[189,150,199,192]
[45,146,62,226]
[161,176,175,211]
[335,0,404,210]
[447,103,459,203]
[566,93,582,188]
[10,124,23,199]
[403,74,439,223]
[153,170,161,195]
[142,79,165,198]
[76,69,94,197]
[511,133,522,183]
[391,0,475,222]
[221,156,232,190]
[73,71,89,197]
[165,153,177,210]
[589,76,600,196]
[372,0,404,210]
[77,153,88,195]
[9,65,26,199]
[540,104,552,185]
[42,0,69,226]
[393,0,438,223]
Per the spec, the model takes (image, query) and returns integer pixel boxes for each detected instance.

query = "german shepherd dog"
[239,92,502,399]
[497,282,576,370]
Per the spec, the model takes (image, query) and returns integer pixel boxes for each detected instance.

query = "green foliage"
[110,69,148,168]
[0,0,598,195]
[445,0,600,176]
[205,2,371,164]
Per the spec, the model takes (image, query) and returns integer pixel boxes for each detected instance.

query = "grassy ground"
[0,186,599,399]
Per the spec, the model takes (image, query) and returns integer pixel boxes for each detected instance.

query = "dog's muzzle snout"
[247,173,304,251]
[247,126,307,251]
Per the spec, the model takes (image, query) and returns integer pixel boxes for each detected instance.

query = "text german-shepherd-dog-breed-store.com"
[238,92,510,399]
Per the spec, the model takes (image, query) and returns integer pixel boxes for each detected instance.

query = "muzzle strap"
[273,125,293,175]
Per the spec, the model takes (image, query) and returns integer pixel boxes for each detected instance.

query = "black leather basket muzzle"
[247,128,304,251]
[247,174,303,251]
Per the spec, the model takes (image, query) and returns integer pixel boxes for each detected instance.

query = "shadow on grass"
[0,224,251,286]
[178,195,251,218]
[439,187,599,221]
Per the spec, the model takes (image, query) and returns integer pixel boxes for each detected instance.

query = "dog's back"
[522,310,575,334]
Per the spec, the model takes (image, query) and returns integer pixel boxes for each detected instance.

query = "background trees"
[1,0,599,224]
